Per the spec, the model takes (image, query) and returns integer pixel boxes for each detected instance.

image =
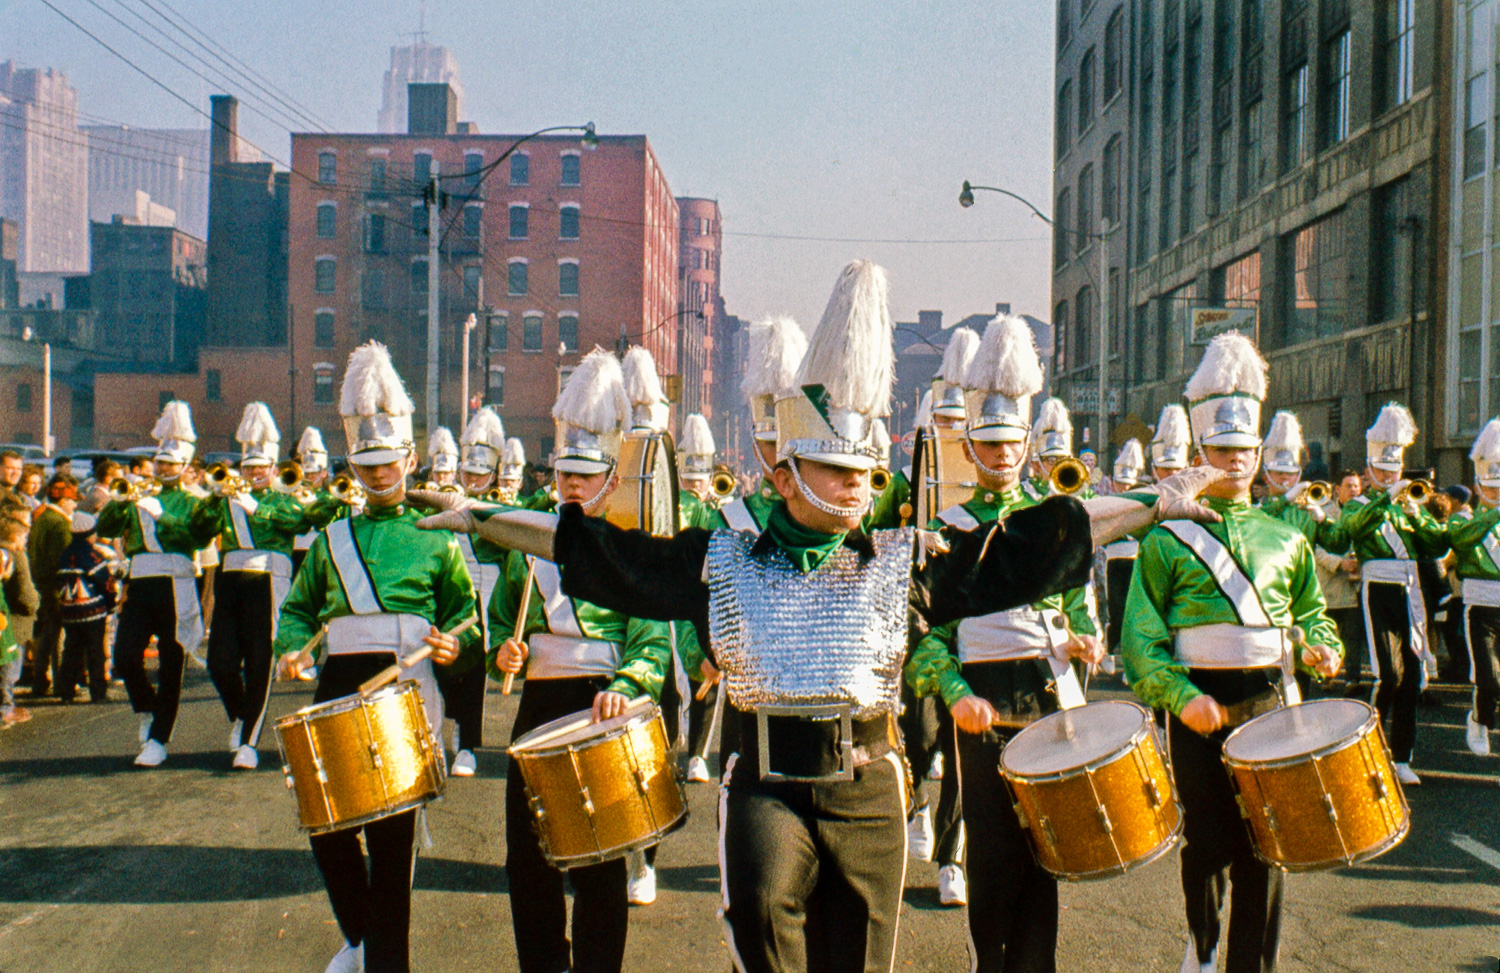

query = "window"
[465,152,484,191]
[314,367,334,404]
[1131,303,1153,382]
[1159,161,1175,250]
[523,313,543,351]
[314,311,335,348]
[362,268,385,309]
[1322,31,1351,147]
[559,261,580,297]
[1059,0,1073,50]
[559,314,579,353]
[1465,72,1488,180]
[464,204,482,238]
[1076,165,1094,248]
[463,265,481,301]
[1215,250,1261,307]
[318,151,336,185]
[1056,81,1073,157]
[1054,189,1071,267]
[1283,209,1348,346]
[1211,122,1233,214]
[509,204,529,239]
[1373,177,1418,323]
[366,213,386,253]
[508,260,528,296]
[560,152,581,186]
[413,203,428,235]
[413,153,433,185]
[16,383,32,412]
[1075,286,1094,367]
[368,158,387,193]
[1078,49,1096,130]
[205,369,222,402]
[1180,149,1197,235]
[488,365,505,405]
[315,257,335,293]
[510,153,530,186]
[1240,99,1265,198]
[1382,0,1415,111]
[1103,9,1123,101]
[559,205,580,239]
[1054,301,1069,372]
[1283,64,1308,170]
[316,202,337,239]
[411,259,428,295]
[488,313,508,351]
[1214,1,1235,79]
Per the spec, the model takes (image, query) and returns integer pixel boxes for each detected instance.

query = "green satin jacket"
[1259,493,1351,554]
[1447,502,1500,581]
[96,484,208,557]
[1121,496,1342,716]
[866,466,914,530]
[190,488,340,558]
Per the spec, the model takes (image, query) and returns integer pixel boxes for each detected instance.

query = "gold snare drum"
[508,697,687,868]
[1222,698,1409,871]
[274,681,445,834]
[1000,700,1182,881]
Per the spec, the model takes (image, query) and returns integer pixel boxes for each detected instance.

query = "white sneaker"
[451,749,477,777]
[325,941,364,973]
[232,745,259,770]
[1180,942,1217,973]
[1467,712,1492,757]
[907,804,935,861]
[627,859,657,905]
[686,755,711,782]
[134,739,168,767]
[937,864,967,906]
[927,751,944,780]
[138,713,152,744]
[228,719,243,752]
[1394,762,1421,786]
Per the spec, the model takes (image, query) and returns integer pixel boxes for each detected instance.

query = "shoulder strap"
[528,556,584,636]
[937,504,980,531]
[326,517,383,614]
[228,495,258,549]
[135,497,164,553]
[721,498,760,535]
[1022,481,1044,501]
[1160,520,1273,627]
[1378,521,1411,560]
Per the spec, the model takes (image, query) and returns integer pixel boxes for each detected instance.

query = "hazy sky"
[2,0,1058,327]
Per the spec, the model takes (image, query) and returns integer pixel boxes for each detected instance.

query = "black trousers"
[1364,581,1423,763]
[720,743,908,973]
[58,619,108,701]
[955,661,1058,973]
[1104,557,1135,652]
[899,687,963,867]
[435,660,486,752]
[1173,668,1284,973]
[28,604,62,692]
[114,576,188,744]
[1327,606,1366,686]
[1467,603,1500,730]
[206,570,275,748]
[506,676,629,973]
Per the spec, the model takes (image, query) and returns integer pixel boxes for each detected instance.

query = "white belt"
[326,613,442,733]
[1360,558,1429,676]
[126,552,203,656]
[129,551,196,579]
[1362,559,1419,586]
[1175,623,1287,669]
[1463,578,1500,608]
[526,633,620,680]
[955,607,1070,664]
[224,549,295,639]
[1104,538,1139,560]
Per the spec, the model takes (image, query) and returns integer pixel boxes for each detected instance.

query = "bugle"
[1049,456,1090,496]
[331,474,367,505]
[1393,479,1433,505]
[1294,481,1333,506]
[870,468,892,492]
[711,470,738,498]
[273,460,304,495]
[206,463,247,497]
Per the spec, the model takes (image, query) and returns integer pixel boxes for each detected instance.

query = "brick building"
[84,220,207,369]
[676,198,722,427]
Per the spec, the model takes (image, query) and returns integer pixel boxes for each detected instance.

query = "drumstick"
[280,627,327,680]
[502,558,539,695]
[357,616,479,695]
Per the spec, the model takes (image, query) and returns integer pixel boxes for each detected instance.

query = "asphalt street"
[1,669,1497,972]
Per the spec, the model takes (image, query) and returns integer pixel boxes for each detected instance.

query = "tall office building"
[376,41,464,134]
[0,61,88,274]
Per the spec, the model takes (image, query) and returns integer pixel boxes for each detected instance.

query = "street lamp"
[20,327,52,458]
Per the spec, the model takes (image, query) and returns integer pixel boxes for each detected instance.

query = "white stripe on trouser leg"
[245,607,276,748]
[1361,577,1381,681]
[1467,603,1478,685]
[718,752,750,973]
[884,750,910,973]
[952,730,979,973]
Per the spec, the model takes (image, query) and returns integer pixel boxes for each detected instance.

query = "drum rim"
[1251,812,1410,873]
[508,697,657,757]
[298,792,444,835]
[1044,822,1184,883]
[1000,700,1155,781]
[1222,699,1380,768]
[275,680,417,725]
[536,798,689,869]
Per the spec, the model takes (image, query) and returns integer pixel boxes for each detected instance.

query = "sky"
[1,0,1059,327]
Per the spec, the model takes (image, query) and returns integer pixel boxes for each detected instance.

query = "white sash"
[1104,538,1139,561]
[937,505,979,531]
[136,497,164,553]
[1022,481,1045,501]
[720,499,760,535]
[1161,520,1273,627]
[529,556,583,637]
[294,529,316,552]
[228,495,258,550]
[326,518,382,615]
[1481,527,1500,577]
[1462,577,1500,608]
[455,534,502,640]
[129,497,203,655]
[1379,522,1410,560]
[1361,559,1429,677]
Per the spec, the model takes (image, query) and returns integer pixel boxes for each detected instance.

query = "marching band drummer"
[906,315,1105,971]
[97,400,209,768]
[1120,333,1342,973]
[274,342,481,973]
[292,426,334,575]
[422,260,1223,973]
[190,403,339,770]
[1446,418,1500,769]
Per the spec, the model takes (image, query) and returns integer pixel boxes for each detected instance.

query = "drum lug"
[313,756,328,784]
[368,742,383,769]
[1369,772,1388,800]
[1145,778,1163,809]
[1322,794,1339,824]
[282,769,296,790]
[1096,806,1113,834]
[1233,794,1251,820]
[527,791,547,824]
[634,766,651,794]
[580,785,595,818]
[1012,803,1028,830]
[1263,805,1279,834]
[1040,817,1057,847]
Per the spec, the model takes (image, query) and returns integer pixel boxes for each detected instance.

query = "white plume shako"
[1150,404,1191,470]
[339,341,415,466]
[742,315,807,443]
[296,426,328,473]
[1113,438,1145,485]
[962,315,1043,443]
[553,347,630,475]
[1030,397,1074,459]
[776,260,894,471]
[1366,403,1417,473]
[426,427,459,474]
[932,327,980,419]
[1262,411,1304,475]
[678,413,716,480]
[500,437,526,481]
[1184,332,1267,449]
[459,407,505,475]
[622,345,669,432]
[914,389,934,430]
[151,400,196,465]
[235,402,280,467]
[872,418,892,468]
[1471,418,1500,488]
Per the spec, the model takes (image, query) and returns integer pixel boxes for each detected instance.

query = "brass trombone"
[481,487,508,503]
[1294,481,1333,507]
[109,476,161,502]
[331,474,367,505]
[1049,456,1090,495]
[1393,479,1433,505]
[206,463,247,497]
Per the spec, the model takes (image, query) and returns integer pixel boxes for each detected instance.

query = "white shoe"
[937,864,967,906]
[451,749,477,777]
[1394,762,1421,786]
[1467,712,1492,756]
[627,860,657,905]
[228,719,243,752]
[138,713,152,744]
[325,941,364,973]
[1180,942,1217,973]
[927,751,944,780]
[232,745,259,770]
[134,739,168,767]
[907,804,935,861]
[686,755,711,782]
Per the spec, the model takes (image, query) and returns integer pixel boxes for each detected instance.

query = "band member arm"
[1079,493,1162,548]
[1447,503,1500,549]
[674,621,712,682]
[486,549,551,680]
[273,538,330,663]
[432,537,485,671]
[904,620,973,707]
[864,469,911,530]
[94,500,132,540]
[608,616,673,702]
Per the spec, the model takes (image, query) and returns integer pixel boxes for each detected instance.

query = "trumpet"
[206,463,247,497]
[272,460,304,495]
[331,474,366,505]
[109,476,161,502]
[481,487,508,503]
[416,480,465,494]
[711,470,738,498]
[1294,481,1333,507]
[870,468,892,492]
[1393,479,1433,505]
[1049,456,1090,495]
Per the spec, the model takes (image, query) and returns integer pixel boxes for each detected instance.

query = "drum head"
[511,696,656,753]
[1223,699,1373,763]
[1002,701,1147,776]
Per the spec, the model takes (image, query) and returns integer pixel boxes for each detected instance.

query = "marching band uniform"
[1024,398,1096,502]
[497,437,528,503]
[1121,333,1342,973]
[725,315,808,536]
[1338,404,1447,784]
[97,401,208,767]
[292,426,334,575]
[424,427,459,486]
[274,342,481,973]
[1447,418,1500,767]
[492,348,672,972]
[1150,404,1192,483]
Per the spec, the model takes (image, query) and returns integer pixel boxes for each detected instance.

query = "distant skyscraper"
[376,41,463,134]
[81,126,258,240]
[0,61,88,274]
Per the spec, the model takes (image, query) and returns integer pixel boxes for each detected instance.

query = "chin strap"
[966,435,1030,480]
[561,462,617,515]
[789,457,872,519]
[353,465,406,499]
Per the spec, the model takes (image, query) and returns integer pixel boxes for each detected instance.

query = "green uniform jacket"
[906,484,1099,707]
[1259,494,1350,553]
[678,492,715,531]
[866,467,913,530]
[1121,496,1342,716]
[96,484,208,556]
[272,503,482,671]
[1338,488,1448,561]
[1447,502,1500,580]
[191,489,341,558]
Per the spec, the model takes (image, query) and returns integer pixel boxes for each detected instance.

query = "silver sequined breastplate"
[706,527,914,719]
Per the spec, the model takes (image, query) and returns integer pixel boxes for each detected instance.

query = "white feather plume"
[340,341,414,418]
[872,418,892,452]
[1117,438,1145,469]
[1262,411,1303,454]
[553,347,630,434]
[503,437,526,467]
[679,413,716,456]
[151,400,195,443]
[914,389,933,428]
[235,402,279,446]
[741,315,808,400]
[460,406,505,448]
[1367,403,1417,447]
[1154,404,1191,446]
[621,346,666,407]
[937,328,980,385]
[795,260,894,415]
[1183,332,1266,402]
[1472,418,1500,463]
[296,426,326,456]
[964,315,1043,397]
[427,427,458,458]
[1031,397,1073,441]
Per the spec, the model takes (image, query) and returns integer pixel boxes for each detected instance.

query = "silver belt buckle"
[755,703,855,783]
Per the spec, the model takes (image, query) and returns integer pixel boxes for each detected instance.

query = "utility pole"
[1098,222,1110,465]
[287,304,296,436]
[42,341,51,457]
[426,180,442,436]
[461,312,476,430]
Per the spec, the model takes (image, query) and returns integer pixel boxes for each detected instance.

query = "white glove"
[1305,502,1327,523]
[410,489,482,534]
[1284,481,1309,503]
[1153,466,1227,524]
